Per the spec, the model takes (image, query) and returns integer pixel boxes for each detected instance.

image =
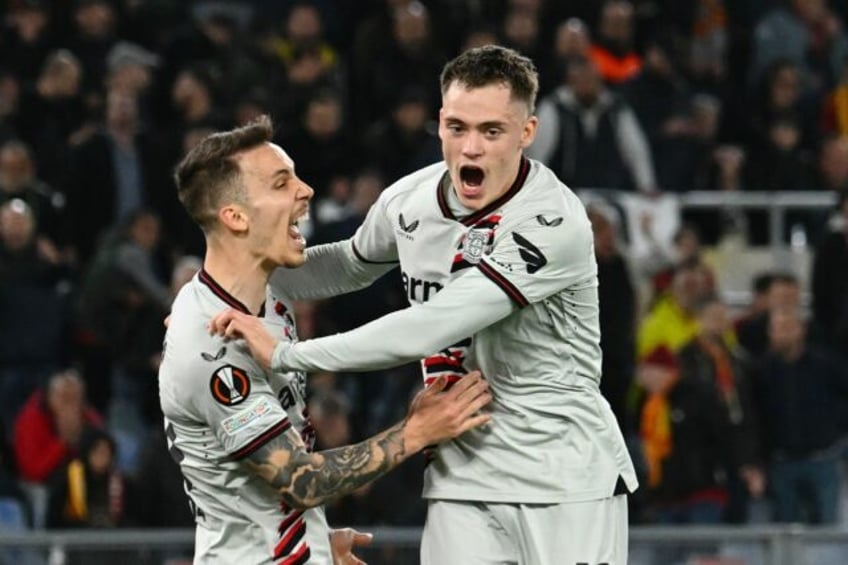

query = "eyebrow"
[270,168,293,180]
[444,117,508,129]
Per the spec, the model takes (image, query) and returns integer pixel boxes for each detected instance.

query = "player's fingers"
[459,390,493,419]
[444,370,482,397]
[451,373,489,402]
[424,375,447,394]
[352,531,373,546]
[457,412,492,434]
[208,309,236,334]
[224,319,243,339]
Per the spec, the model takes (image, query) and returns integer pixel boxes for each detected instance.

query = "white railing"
[1,526,847,565]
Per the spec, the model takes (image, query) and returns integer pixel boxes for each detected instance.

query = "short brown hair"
[174,115,274,231]
[440,45,539,114]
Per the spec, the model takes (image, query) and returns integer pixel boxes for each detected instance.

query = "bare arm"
[243,373,491,509]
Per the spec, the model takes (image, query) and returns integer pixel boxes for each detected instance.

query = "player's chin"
[457,191,488,211]
[282,251,307,269]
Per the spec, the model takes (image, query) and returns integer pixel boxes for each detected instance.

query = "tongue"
[288,225,301,239]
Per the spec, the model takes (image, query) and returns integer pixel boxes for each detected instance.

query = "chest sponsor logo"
[221,397,274,435]
[402,271,443,303]
[209,365,251,406]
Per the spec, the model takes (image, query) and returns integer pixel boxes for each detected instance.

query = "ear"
[218,204,248,234]
[520,115,538,149]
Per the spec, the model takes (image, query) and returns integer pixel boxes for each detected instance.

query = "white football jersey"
[275,158,638,504]
[159,270,331,564]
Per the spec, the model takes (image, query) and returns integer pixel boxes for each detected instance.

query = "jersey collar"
[437,156,530,226]
[199,269,266,317]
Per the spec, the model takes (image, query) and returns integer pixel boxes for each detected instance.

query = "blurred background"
[0,0,847,563]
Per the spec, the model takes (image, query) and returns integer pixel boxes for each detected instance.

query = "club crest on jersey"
[209,365,251,406]
[463,229,488,263]
[451,214,501,273]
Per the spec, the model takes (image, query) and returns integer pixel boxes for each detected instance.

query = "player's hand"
[330,528,372,565]
[208,308,277,370]
[404,371,492,452]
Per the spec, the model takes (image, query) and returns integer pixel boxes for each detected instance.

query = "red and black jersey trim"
[228,418,291,460]
[351,241,400,265]
[199,269,266,317]
[438,157,531,225]
[274,514,308,562]
[478,261,529,307]
[277,509,304,536]
[277,544,310,565]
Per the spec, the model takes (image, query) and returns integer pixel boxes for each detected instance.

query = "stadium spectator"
[0,140,66,253]
[46,427,125,528]
[750,0,848,93]
[638,259,713,359]
[621,32,696,191]
[528,56,657,193]
[588,0,642,85]
[15,49,86,189]
[737,272,801,359]
[734,271,776,333]
[64,88,168,265]
[352,1,446,127]
[14,369,103,484]
[540,18,590,95]
[361,86,441,182]
[751,308,848,524]
[279,90,355,201]
[0,0,55,86]
[0,199,71,436]
[264,4,343,140]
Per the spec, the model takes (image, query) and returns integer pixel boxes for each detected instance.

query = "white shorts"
[420,495,628,565]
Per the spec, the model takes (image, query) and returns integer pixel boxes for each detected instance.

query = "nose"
[462,131,484,158]
[298,179,315,200]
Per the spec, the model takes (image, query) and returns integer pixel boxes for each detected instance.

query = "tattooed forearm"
[245,420,409,509]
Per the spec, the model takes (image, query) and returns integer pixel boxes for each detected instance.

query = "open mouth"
[458,165,485,200]
[288,209,308,247]
[460,165,484,187]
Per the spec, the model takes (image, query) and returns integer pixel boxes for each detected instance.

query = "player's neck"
[203,245,268,315]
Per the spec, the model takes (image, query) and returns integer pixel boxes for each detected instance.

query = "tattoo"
[244,420,408,509]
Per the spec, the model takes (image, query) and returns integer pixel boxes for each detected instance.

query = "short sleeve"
[192,361,290,460]
[351,191,398,263]
[478,211,596,306]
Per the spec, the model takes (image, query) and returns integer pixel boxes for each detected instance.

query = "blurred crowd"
[0,0,847,546]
